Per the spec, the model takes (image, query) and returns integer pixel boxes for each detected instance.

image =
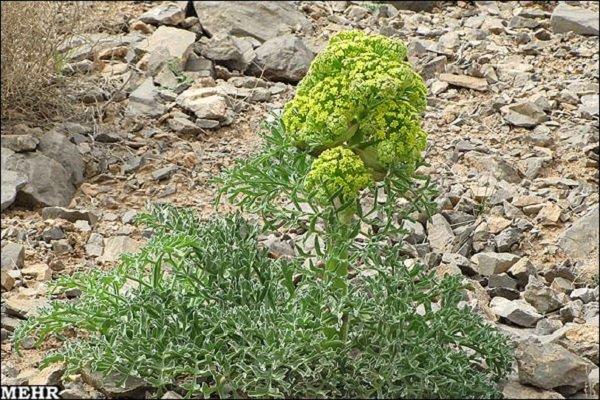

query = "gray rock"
[42,227,65,242]
[550,3,599,36]
[153,64,180,89]
[0,135,39,152]
[98,236,142,263]
[471,252,521,276]
[427,214,455,253]
[78,87,107,104]
[535,318,563,336]
[122,155,143,174]
[346,5,369,21]
[196,119,220,129]
[487,287,521,300]
[439,73,488,91]
[437,31,460,51]
[52,239,73,255]
[152,165,178,181]
[590,368,599,396]
[402,220,426,244]
[1,271,16,291]
[74,220,91,232]
[579,94,599,119]
[184,53,214,75]
[443,210,476,227]
[545,263,577,284]
[85,233,104,257]
[138,2,184,26]
[162,391,183,399]
[197,34,256,72]
[121,210,138,224]
[463,153,523,184]
[62,59,94,75]
[551,277,574,293]
[509,16,540,29]
[94,129,123,143]
[495,227,522,252]
[524,275,567,314]
[248,35,314,83]
[557,205,599,277]
[135,26,196,59]
[192,1,312,43]
[570,287,597,304]
[541,323,599,364]
[60,386,95,400]
[501,102,548,128]
[516,339,594,391]
[38,130,85,186]
[1,314,22,332]
[21,262,51,281]
[176,87,233,121]
[1,242,25,270]
[440,253,476,276]
[488,273,518,290]
[41,207,98,224]
[560,300,584,323]
[526,129,553,147]
[29,364,64,386]
[247,87,271,102]
[168,117,202,135]
[420,56,447,80]
[1,169,28,212]
[482,17,505,35]
[430,80,449,95]
[502,380,565,399]
[263,235,295,259]
[82,370,149,399]
[490,297,543,327]
[3,151,75,208]
[127,78,166,117]
[521,157,545,180]
[228,76,268,89]
[387,1,439,12]
[4,296,47,318]
[586,314,598,327]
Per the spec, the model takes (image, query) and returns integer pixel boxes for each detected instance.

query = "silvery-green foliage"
[15,206,512,398]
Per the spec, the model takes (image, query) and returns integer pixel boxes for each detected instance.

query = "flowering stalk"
[286,30,429,342]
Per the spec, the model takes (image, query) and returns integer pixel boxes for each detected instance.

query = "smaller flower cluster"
[305,146,371,203]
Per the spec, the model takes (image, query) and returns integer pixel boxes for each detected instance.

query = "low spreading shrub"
[15,30,513,398]
[16,205,512,398]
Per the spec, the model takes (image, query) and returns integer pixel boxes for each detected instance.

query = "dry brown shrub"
[0,1,127,123]
[0,1,84,120]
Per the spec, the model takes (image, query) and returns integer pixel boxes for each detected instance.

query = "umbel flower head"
[282,30,428,201]
[305,146,371,203]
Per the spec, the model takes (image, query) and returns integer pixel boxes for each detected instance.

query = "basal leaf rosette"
[305,146,371,205]
[282,30,428,182]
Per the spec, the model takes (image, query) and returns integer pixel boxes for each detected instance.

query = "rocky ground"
[1,1,599,398]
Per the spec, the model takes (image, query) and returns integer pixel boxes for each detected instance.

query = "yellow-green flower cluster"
[305,146,371,203]
[282,30,428,201]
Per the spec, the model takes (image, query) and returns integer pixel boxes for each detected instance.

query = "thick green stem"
[326,203,355,342]
[339,312,350,341]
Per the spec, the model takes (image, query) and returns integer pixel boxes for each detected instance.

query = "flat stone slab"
[135,26,195,59]
[439,73,488,91]
[192,1,312,43]
[551,3,599,36]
